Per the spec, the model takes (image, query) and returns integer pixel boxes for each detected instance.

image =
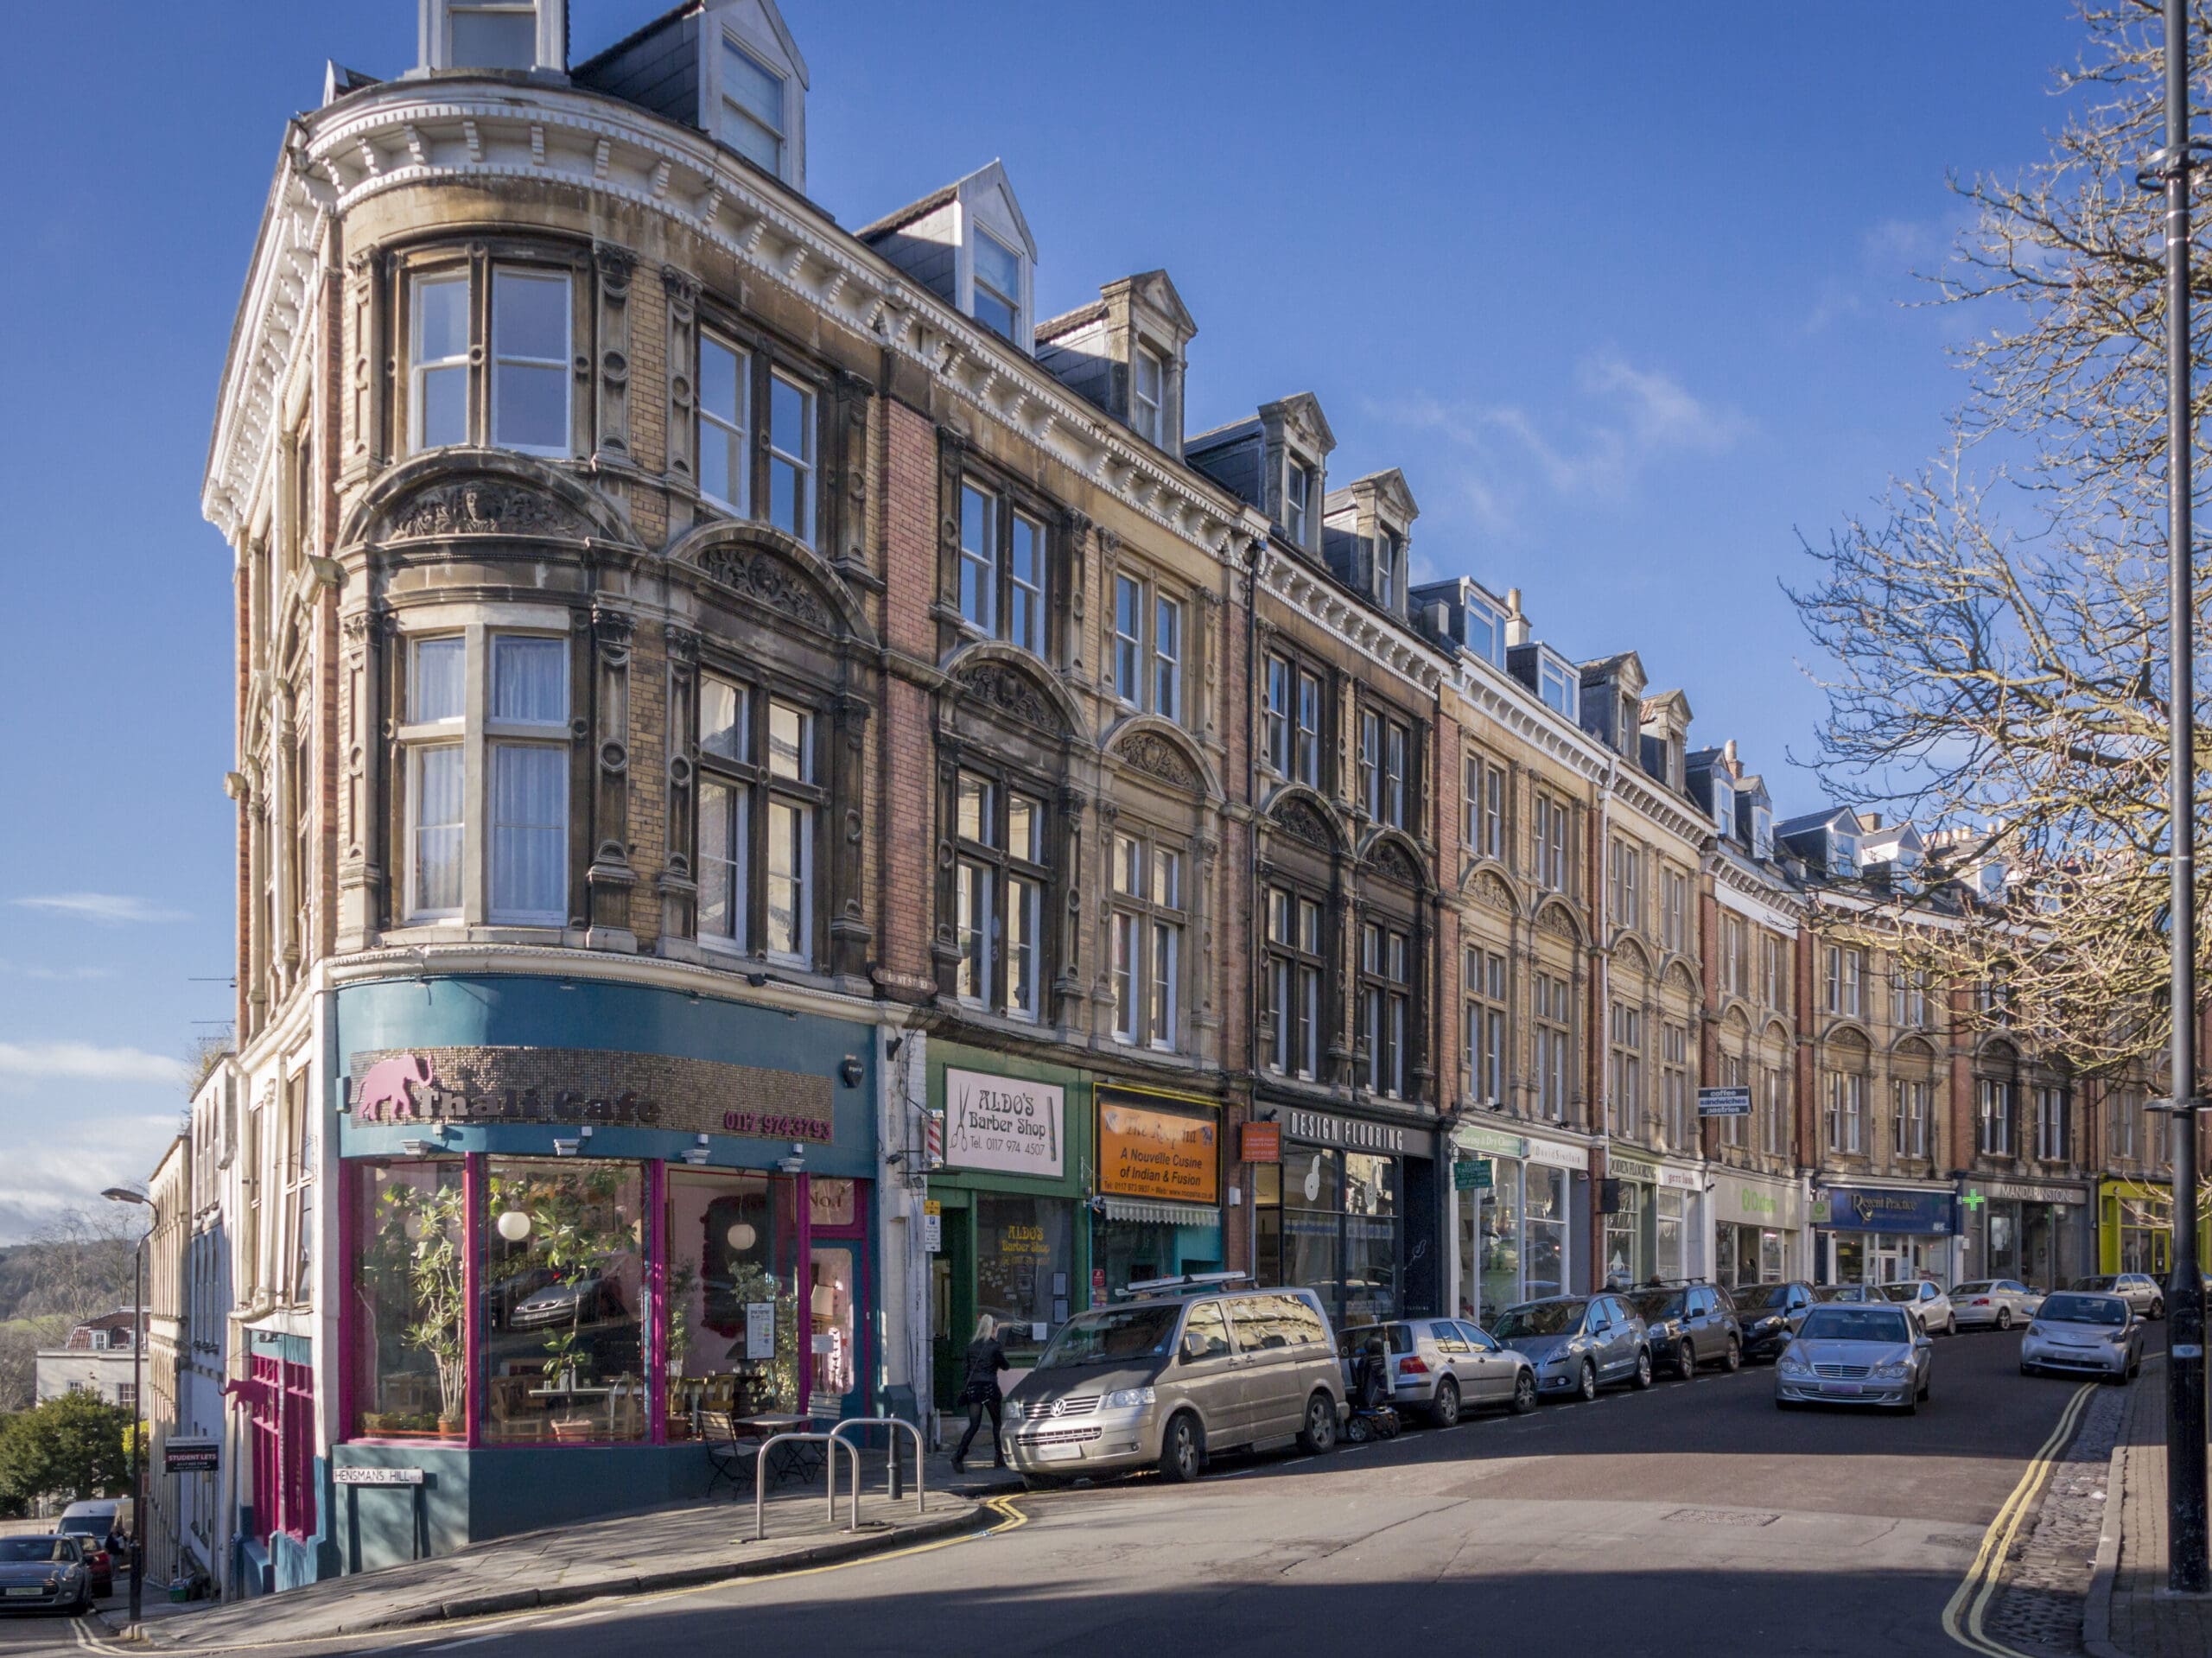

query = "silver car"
[1879,1279,1955,1337]
[2021,1291,2144,1382]
[1775,1303,1933,1413]
[0,1535,91,1617]
[1491,1293,1655,1401]
[1951,1280,2044,1331]
[2069,1274,2164,1319]
[1339,1319,1539,1424]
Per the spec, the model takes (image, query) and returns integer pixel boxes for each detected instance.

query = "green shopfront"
[1709,1169,1811,1289]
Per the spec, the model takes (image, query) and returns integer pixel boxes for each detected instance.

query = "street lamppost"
[101,1187,150,1629]
[2139,0,2212,1597]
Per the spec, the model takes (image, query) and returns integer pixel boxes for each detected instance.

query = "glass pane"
[699,338,746,509]
[1113,835,1140,896]
[975,232,1021,299]
[972,285,1016,340]
[1112,912,1136,1038]
[766,798,808,956]
[419,365,467,449]
[700,675,747,763]
[451,9,536,69]
[767,701,808,781]
[415,275,469,364]
[1007,793,1039,861]
[491,635,567,725]
[768,460,804,539]
[1007,875,1039,1016]
[353,1159,467,1438]
[493,363,569,454]
[957,860,990,997]
[412,745,464,913]
[721,102,781,173]
[664,1169,798,1425]
[722,39,785,130]
[493,270,569,362]
[957,773,993,846]
[1153,848,1180,909]
[481,1160,648,1444]
[697,778,745,945]
[769,376,811,461]
[412,637,465,723]
[973,1194,1071,1364]
[490,744,566,920]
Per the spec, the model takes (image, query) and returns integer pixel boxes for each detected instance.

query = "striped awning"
[1097,1197,1222,1229]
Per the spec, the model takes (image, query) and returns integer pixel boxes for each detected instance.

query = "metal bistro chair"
[699,1410,760,1499]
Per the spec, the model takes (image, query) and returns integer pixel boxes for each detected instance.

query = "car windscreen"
[1736,1284,1792,1311]
[1493,1300,1584,1338]
[1033,1304,1180,1369]
[0,1539,74,1563]
[2069,1277,2115,1291]
[1798,1308,1910,1344]
[1628,1291,1686,1321]
[1878,1283,1923,1304]
[54,1518,102,1536]
[1338,1323,1413,1356]
[1952,1283,1994,1296]
[2042,1294,2126,1326]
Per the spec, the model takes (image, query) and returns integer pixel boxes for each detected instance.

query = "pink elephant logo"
[354,1054,435,1121]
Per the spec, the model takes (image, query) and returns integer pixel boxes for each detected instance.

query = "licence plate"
[1822,1382,1862,1396]
[1036,1443,1084,1463]
[5,1588,45,1598]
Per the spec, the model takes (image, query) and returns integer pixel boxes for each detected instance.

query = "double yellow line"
[1942,1379,2097,1656]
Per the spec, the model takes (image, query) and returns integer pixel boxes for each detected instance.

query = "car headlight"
[2025,1323,2044,1338]
[1003,1401,1024,1420]
[1777,1350,1811,1376]
[1103,1387,1156,1409]
[1872,1360,1910,1379]
[2109,1329,2132,1344]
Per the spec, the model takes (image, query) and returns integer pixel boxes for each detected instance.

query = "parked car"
[1491,1293,1654,1401]
[1732,1281,1817,1361]
[1879,1279,1956,1337]
[1775,1302,1933,1413]
[1338,1318,1539,1424]
[1951,1280,2045,1331]
[1002,1280,1344,1487]
[2069,1274,2164,1319]
[2021,1291,2144,1382]
[0,1536,91,1617]
[54,1502,122,1597]
[1626,1283,1744,1376]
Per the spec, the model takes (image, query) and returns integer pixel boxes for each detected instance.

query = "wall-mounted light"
[552,1137,582,1156]
[680,1133,711,1166]
[777,1142,807,1175]
[839,1056,864,1088]
[400,1138,435,1156]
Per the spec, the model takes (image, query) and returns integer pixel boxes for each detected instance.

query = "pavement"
[2086,1352,2212,1658]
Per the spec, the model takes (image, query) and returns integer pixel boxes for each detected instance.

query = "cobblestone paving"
[1983,1378,2127,1656]
[2103,1367,2212,1658]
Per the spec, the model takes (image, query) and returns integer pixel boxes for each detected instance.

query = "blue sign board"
[1815,1185,1956,1236]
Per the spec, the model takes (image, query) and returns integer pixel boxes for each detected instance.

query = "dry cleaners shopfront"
[1449,1122,1591,1324]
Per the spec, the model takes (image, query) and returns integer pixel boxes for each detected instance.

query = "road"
[0,1322,2140,1658]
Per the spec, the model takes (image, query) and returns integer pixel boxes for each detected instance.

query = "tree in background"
[0,1392,130,1514]
[0,1207,140,1413]
[1791,1,2212,1075]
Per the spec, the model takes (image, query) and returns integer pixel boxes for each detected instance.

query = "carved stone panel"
[593,243,634,464]
[387,481,589,541]
[1270,797,1336,854]
[1116,730,1200,793]
[1369,837,1424,890]
[953,660,1059,733]
[694,543,836,632]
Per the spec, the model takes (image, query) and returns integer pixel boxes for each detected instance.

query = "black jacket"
[961,1336,1009,1401]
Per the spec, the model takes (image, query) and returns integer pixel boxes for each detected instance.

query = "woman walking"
[951,1315,1009,1471]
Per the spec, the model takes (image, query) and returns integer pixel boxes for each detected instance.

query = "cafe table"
[734,1413,822,1485]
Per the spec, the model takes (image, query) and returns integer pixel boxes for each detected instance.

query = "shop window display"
[664,1170,802,1432]
[353,1159,467,1439]
[973,1193,1071,1366]
[482,1160,648,1444]
[1523,1166,1568,1301]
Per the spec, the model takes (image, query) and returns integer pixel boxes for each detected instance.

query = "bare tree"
[1791,0,2212,1074]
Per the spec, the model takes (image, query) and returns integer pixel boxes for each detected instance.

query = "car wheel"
[1944,1315,1956,1337]
[1300,1390,1339,1452]
[1158,1412,1205,1483]
[1577,1358,1599,1402]
[1920,1371,1932,1403]
[1677,1338,1697,1379]
[1899,1391,1918,1416]
[2129,1356,2141,1380]
[2152,1299,2165,1321]
[1997,1307,2012,1331]
[1631,1348,1655,1390]
[1723,1336,1742,1373]
[1020,1473,1065,1493]
[1510,1369,1539,1414]
[1431,1376,1462,1429]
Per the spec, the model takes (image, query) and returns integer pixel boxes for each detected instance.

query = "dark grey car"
[0,1536,90,1616]
[1627,1284,1744,1376]
[1493,1293,1655,1401]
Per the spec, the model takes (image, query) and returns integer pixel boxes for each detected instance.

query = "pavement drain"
[1663,1508,1779,1527]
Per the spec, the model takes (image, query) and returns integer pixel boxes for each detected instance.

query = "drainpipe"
[1595,755,1617,1293]
[1243,529,1266,1280]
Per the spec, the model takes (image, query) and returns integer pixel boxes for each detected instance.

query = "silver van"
[1002,1280,1344,1485]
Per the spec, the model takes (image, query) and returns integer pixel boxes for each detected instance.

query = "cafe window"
[480,1159,647,1445]
[351,1159,467,1439]
[663,1170,803,1429]
[973,1193,1072,1367]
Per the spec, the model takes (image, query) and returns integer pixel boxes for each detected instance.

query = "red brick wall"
[874,394,938,1000]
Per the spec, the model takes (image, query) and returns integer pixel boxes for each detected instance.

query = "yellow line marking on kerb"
[1941,1378,2097,1657]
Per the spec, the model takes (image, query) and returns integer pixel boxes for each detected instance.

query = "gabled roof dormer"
[1410,575,1511,669]
[1034,270,1197,458]
[860,161,1038,352]
[1637,689,1694,793]
[1185,392,1335,557]
[1575,651,1647,759]
[1322,468,1419,619]
[418,0,568,75]
[576,0,810,190]
[1777,805,1862,880]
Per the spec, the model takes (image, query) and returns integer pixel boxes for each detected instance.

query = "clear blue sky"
[0,1,2091,1240]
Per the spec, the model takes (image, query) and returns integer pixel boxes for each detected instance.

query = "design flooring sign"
[944,1070,1065,1178]
[346,1047,834,1144]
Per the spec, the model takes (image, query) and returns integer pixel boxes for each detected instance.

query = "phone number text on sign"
[945,1069,1065,1178]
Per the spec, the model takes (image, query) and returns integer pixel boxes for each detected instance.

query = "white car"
[2068,1274,2164,1319]
[2020,1291,2143,1382]
[1951,1280,2044,1331]
[1878,1279,1955,1336]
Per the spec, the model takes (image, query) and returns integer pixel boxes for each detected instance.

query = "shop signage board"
[1977,1180,2084,1207]
[1814,1185,1956,1235]
[346,1048,834,1143]
[1453,1159,1493,1191]
[1281,1108,1410,1155]
[1656,1166,1704,1192]
[745,1302,776,1359]
[1097,1092,1220,1205]
[1453,1125,1527,1160]
[334,1466,424,1486]
[922,1199,942,1253]
[1523,1135,1590,1172]
[944,1069,1065,1178]
[1240,1122,1281,1164]
[163,1439,219,1475]
[1698,1086,1752,1118]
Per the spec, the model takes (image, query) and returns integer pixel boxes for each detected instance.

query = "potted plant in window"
[378,1181,468,1437]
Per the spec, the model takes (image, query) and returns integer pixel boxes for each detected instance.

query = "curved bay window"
[954,769,1046,1020]
[696,671,820,962]
[481,1160,647,1445]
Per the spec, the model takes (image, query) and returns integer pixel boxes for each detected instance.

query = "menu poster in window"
[745,1302,775,1360]
[945,1069,1065,1178]
[1097,1094,1220,1205]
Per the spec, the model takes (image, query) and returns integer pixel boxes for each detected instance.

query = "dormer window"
[1285,462,1312,544]
[1132,346,1166,447]
[973,231,1023,340]
[1751,805,1773,859]
[721,37,788,175]
[1713,780,1734,838]
[1830,834,1859,878]
[1537,654,1578,720]
[448,1,537,68]
[1462,592,1504,666]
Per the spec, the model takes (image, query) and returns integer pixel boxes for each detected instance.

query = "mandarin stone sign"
[944,1069,1065,1178]
[346,1047,834,1144]
[1097,1092,1220,1205]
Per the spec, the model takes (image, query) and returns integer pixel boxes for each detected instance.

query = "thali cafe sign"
[945,1069,1065,1179]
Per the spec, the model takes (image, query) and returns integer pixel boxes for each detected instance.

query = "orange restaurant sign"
[1097,1092,1219,1206]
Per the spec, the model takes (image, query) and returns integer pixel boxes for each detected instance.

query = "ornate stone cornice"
[1260,549,1445,693]
[206,84,1253,558]
[1443,658,1611,785]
